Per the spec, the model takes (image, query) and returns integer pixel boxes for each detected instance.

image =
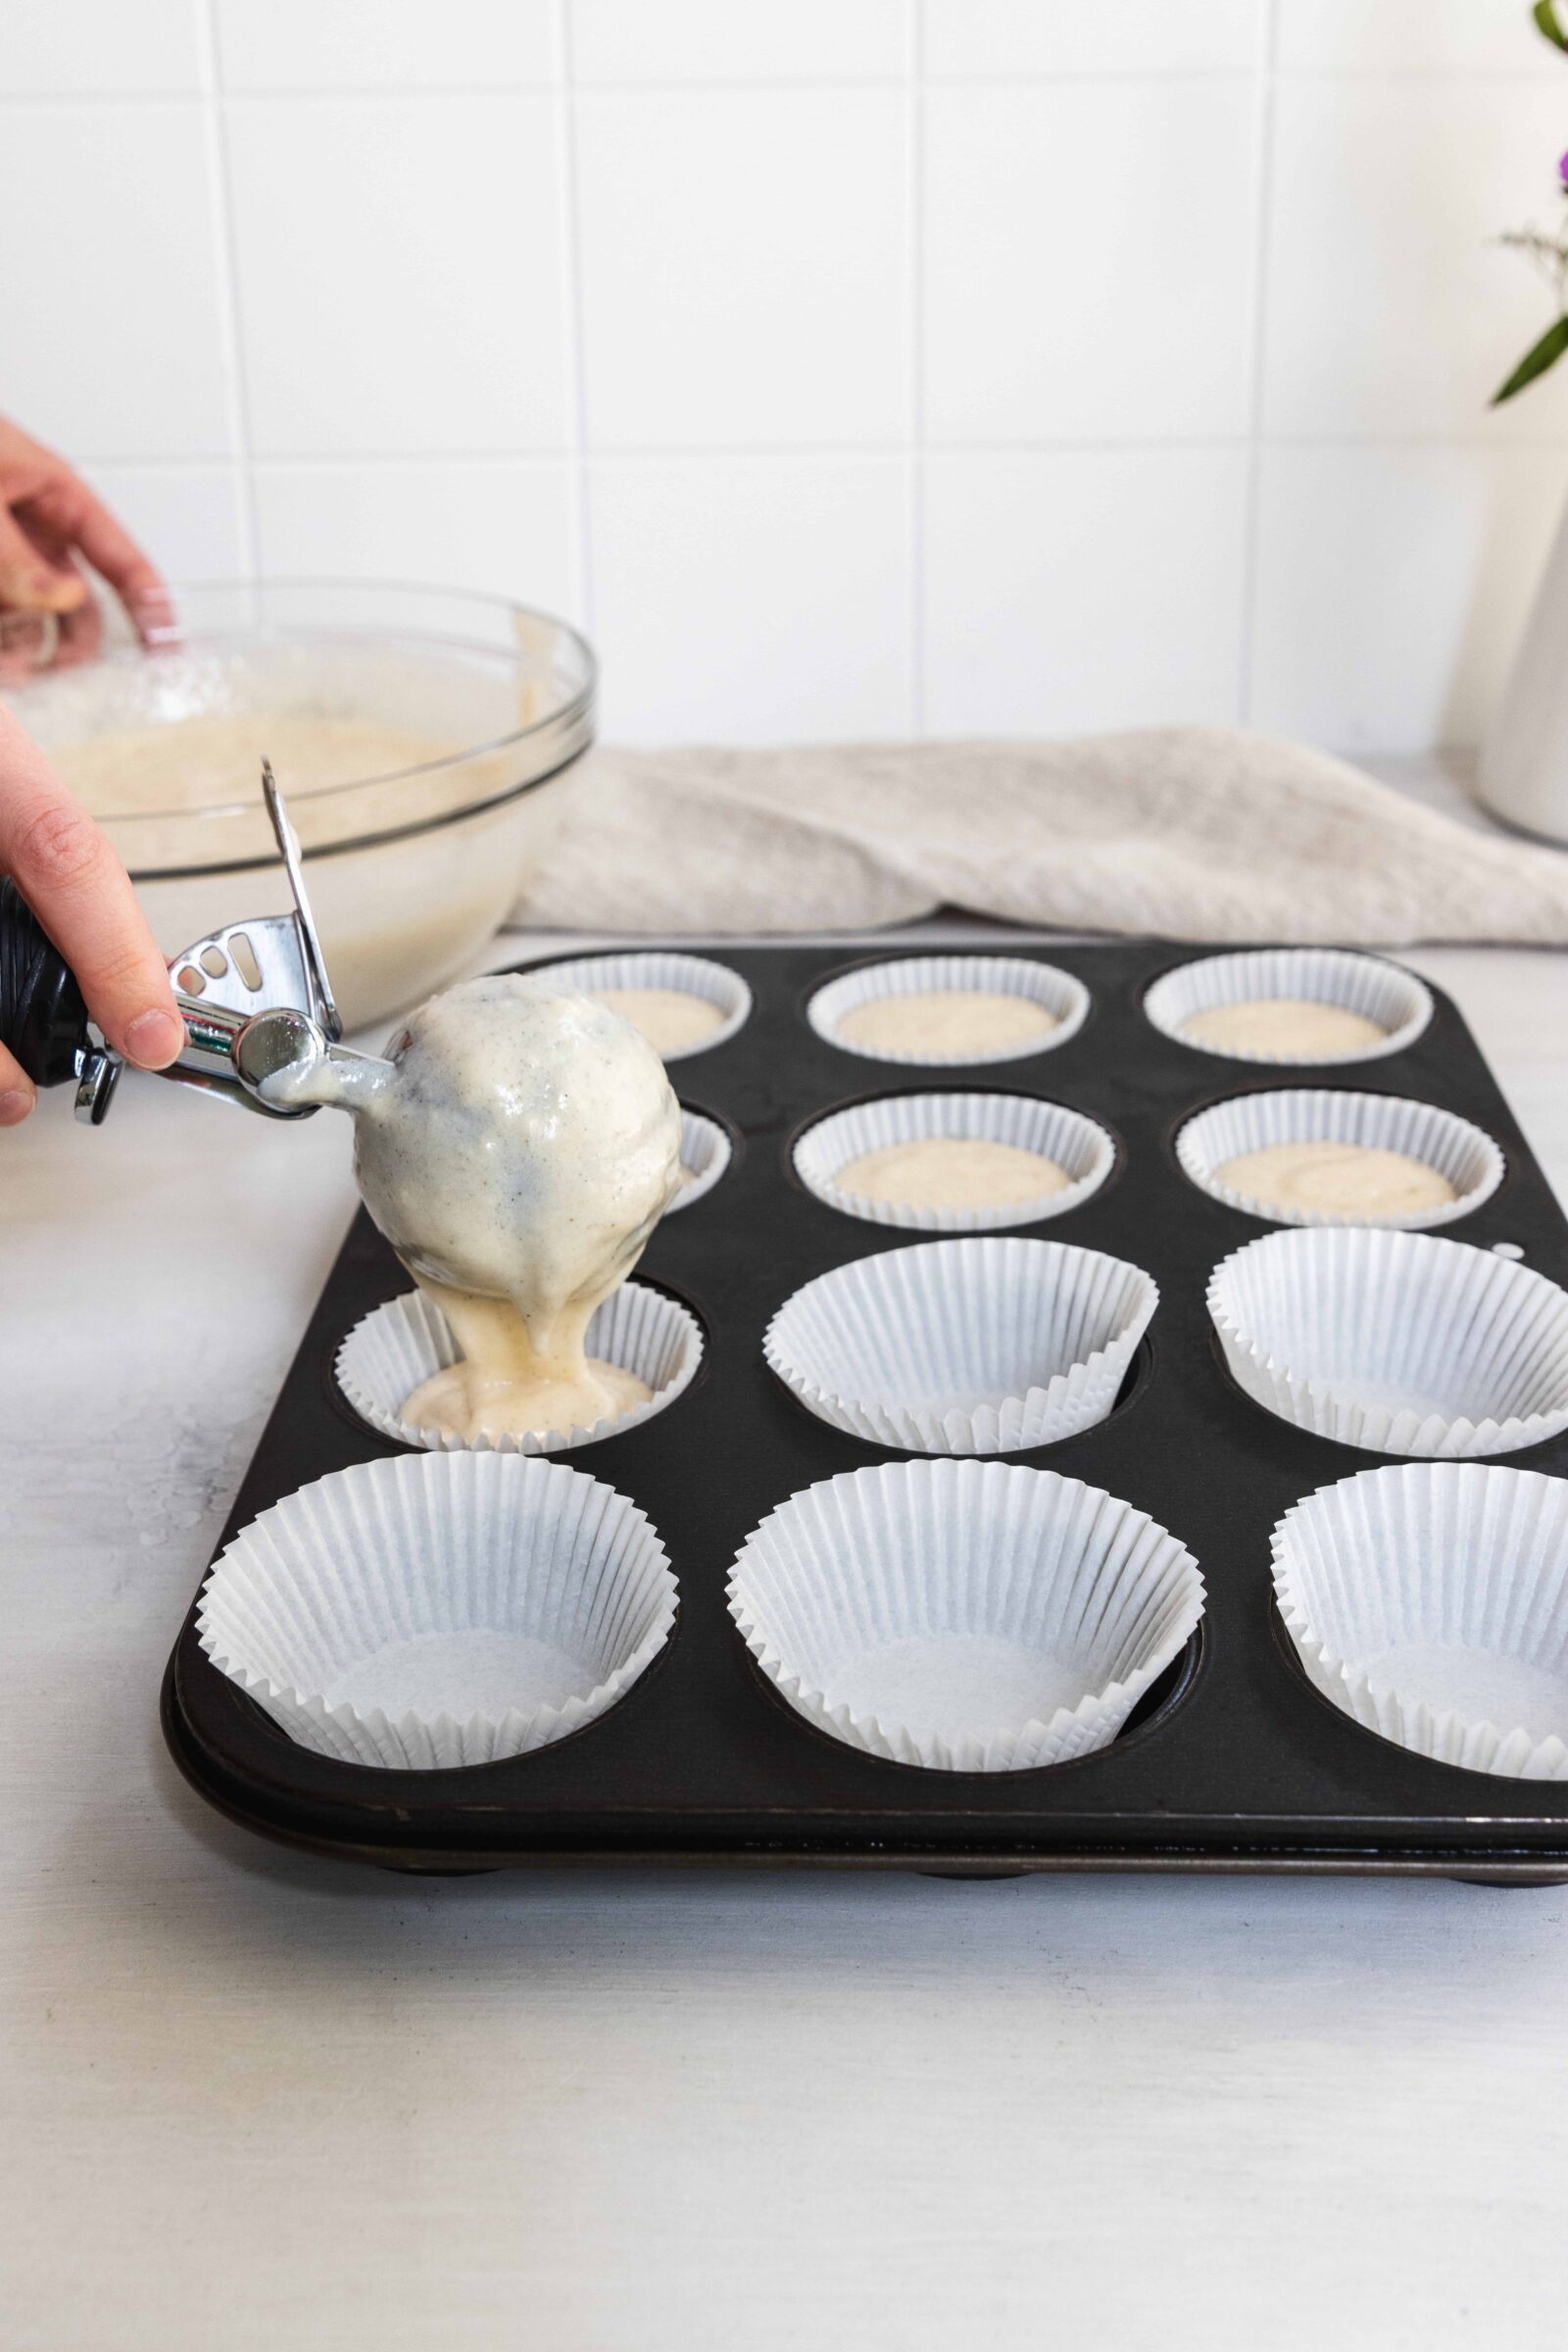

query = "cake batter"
[836,1137,1070,1211]
[835,990,1058,1061]
[1212,1140,1454,1220]
[1181,999,1387,1060]
[50,711,462,823]
[593,988,726,1055]
[270,976,682,1441]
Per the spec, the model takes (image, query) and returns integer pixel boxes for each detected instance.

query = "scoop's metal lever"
[158,760,356,1120]
[0,763,379,1124]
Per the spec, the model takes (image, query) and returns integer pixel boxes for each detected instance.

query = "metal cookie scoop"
[0,761,386,1124]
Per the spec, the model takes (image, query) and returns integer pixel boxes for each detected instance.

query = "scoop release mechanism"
[0,761,382,1123]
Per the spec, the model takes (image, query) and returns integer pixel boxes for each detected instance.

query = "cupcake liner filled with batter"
[1271,1462,1568,1781]
[1176,1088,1503,1230]
[529,951,752,1061]
[337,1279,704,1453]
[807,955,1090,1067]
[727,1459,1203,1772]
[668,1108,733,1214]
[792,1091,1115,1232]
[1144,948,1434,1066]
[1208,1226,1568,1458]
[764,1235,1157,1455]
[197,1451,678,1770]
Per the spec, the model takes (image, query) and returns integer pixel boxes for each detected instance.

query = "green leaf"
[1535,0,1568,53]
[1492,314,1568,404]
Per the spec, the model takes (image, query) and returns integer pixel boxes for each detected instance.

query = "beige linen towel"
[514,727,1568,944]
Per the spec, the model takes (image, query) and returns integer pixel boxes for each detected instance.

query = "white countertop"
[5,757,1568,2351]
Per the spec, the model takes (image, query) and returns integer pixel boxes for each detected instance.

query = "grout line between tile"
[197,0,259,576]
[906,0,925,737]
[74,434,1568,473]
[0,65,1554,108]
[555,0,595,637]
[1237,0,1280,727]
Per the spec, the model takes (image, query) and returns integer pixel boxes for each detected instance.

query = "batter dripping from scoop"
[270,975,682,1442]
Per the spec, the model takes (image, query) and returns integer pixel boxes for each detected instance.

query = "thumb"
[0,507,85,614]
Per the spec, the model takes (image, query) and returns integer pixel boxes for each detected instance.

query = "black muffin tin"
[162,941,1568,1882]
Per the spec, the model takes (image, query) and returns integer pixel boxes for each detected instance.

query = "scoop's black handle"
[0,874,91,1089]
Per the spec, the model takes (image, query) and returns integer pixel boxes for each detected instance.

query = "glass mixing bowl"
[1,580,595,1031]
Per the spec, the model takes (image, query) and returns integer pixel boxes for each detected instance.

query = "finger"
[0,1039,36,1126]
[10,519,105,670]
[0,705,182,1069]
[50,569,104,671]
[0,502,85,615]
[26,474,167,642]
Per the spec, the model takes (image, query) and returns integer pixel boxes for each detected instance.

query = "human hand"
[0,414,172,663]
[0,700,181,1125]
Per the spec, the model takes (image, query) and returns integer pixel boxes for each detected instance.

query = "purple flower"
[1559,146,1568,186]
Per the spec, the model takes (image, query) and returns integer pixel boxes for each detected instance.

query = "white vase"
[1481,485,1568,844]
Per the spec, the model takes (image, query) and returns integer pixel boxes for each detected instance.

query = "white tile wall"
[214,0,559,91]
[923,449,1250,734]
[1250,444,1568,752]
[0,0,205,97]
[922,81,1260,441]
[221,94,570,456]
[590,457,911,740]
[252,462,578,612]
[4,0,1566,755]
[574,89,908,447]
[571,0,909,85]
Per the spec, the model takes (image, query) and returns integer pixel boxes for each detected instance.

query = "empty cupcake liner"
[793,1091,1115,1232]
[1272,1461,1568,1781]
[668,1107,733,1213]
[1145,948,1433,1065]
[336,1279,704,1453]
[1176,1088,1503,1231]
[529,950,751,1060]
[764,1235,1157,1455]
[728,1458,1203,1772]
[807,955,1090,1066]
[198,1450,678,1770]
[1208,1226,1568,1458]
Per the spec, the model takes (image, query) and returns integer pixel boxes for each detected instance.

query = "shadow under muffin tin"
[164,941,1568,1880]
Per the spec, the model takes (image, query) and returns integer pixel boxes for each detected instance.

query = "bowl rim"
[4,578,598,878]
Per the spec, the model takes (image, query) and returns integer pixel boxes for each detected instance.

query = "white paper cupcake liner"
[807,955,1090,1066]
[1208,1226,1568,1458]
[765,1235,1157,1455]
[527,950,751,1060]
[198,1451,678,1771]
[667,1107,732,1214]
[1272,1462,1568,1781]
[1176,1088,1503,1231]
[336,1279,704,1453]
[1145,948,1433,1065]
[728,1459,1203,1772]
[793,1092,1115,1233]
